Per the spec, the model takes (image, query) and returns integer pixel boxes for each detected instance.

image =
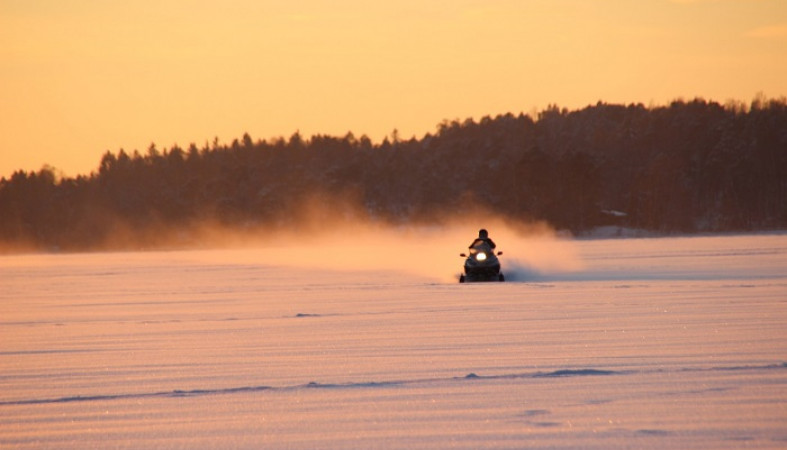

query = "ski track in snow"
[1,233,786,448]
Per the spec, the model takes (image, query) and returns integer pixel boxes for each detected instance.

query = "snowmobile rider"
[469,229,496,250]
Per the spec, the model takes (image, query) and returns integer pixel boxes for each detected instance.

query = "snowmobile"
[459,240,504,283]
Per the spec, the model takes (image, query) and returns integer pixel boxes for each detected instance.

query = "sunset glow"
[1,0,785,177]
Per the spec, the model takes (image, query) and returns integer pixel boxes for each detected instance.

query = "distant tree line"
[1,97,786,252]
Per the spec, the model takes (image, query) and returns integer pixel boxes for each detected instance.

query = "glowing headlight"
[476,252,487,261]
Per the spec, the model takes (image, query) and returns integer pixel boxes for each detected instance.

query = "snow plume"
[205,195,587,283]
[29,191,584,282]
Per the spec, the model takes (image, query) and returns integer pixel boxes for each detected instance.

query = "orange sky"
[1,0,786,178]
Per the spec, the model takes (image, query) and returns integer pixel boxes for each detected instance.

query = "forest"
[1,97,786,252]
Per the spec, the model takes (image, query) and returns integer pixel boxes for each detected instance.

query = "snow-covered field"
[1,232,786,448]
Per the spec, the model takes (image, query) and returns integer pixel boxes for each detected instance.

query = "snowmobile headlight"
[476,252,487,261]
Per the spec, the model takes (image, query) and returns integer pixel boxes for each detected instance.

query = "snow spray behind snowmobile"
[459,240,504,283]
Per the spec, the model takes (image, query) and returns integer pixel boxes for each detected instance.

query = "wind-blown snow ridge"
[534,369,618,377]
[0,385,275,406]
[3,363,783,407]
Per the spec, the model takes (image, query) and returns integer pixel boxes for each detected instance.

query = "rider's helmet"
[478,229,488,238]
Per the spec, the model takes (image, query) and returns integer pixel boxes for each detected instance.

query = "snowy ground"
[1,232,786,448]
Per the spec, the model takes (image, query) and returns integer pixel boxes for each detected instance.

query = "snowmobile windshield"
[469,240,493,254]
